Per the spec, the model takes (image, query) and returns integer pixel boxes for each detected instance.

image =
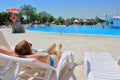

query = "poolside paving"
[1,28,120,80]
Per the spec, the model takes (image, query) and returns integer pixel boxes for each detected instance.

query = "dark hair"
[15,40,32,56]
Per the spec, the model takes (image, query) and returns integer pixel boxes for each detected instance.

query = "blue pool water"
[26,25,120,36]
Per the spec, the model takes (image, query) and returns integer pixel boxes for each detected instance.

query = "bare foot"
[59,44,62,51]
[56,44,62,58]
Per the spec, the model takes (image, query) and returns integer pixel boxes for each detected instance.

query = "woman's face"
[15,40,33,55]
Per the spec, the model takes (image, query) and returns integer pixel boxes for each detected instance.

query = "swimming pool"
[26,25,120,36]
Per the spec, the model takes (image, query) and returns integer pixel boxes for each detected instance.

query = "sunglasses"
[29,42,32,46]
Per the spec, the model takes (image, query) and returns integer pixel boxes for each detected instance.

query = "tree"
[39,11,54,24]
[56,16,64,25]
[0,12,10,25]
[18,12,24,24]
[95,16,101,23]
[20,4,36,23]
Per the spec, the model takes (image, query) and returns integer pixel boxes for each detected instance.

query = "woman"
[0,40,62,67]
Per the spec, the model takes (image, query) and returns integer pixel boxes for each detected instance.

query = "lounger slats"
[84,52,120,80]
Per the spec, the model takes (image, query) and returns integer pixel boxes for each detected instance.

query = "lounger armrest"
[56,51,74,79]
[0,53,36,62]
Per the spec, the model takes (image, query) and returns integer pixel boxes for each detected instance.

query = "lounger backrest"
[0,31,10,48]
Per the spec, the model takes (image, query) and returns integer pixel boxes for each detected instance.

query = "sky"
[0,0,120,19]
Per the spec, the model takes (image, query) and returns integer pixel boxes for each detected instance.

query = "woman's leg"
[50,44,62,67]
[46,43,56,55]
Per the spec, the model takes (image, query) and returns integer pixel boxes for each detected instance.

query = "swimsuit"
[32,48,38,52]
[41,50,54,67]
[32,48,54,67]
[49,55,54,67]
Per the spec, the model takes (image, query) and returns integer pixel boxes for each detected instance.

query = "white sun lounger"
[0,51,76,80]
[0,31,76,80]
[84,52,120,80]
[0,31,19,80]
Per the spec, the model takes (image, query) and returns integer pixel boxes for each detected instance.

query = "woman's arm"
[26,52,50,64]
[0,46,15,56]
[25,52,48,58]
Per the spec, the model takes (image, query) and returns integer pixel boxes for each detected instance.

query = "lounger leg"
[4,62,20,80]
[70,69,77,80]
[44,69,52,80]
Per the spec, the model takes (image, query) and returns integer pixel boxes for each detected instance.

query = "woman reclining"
[0,40,62,67]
